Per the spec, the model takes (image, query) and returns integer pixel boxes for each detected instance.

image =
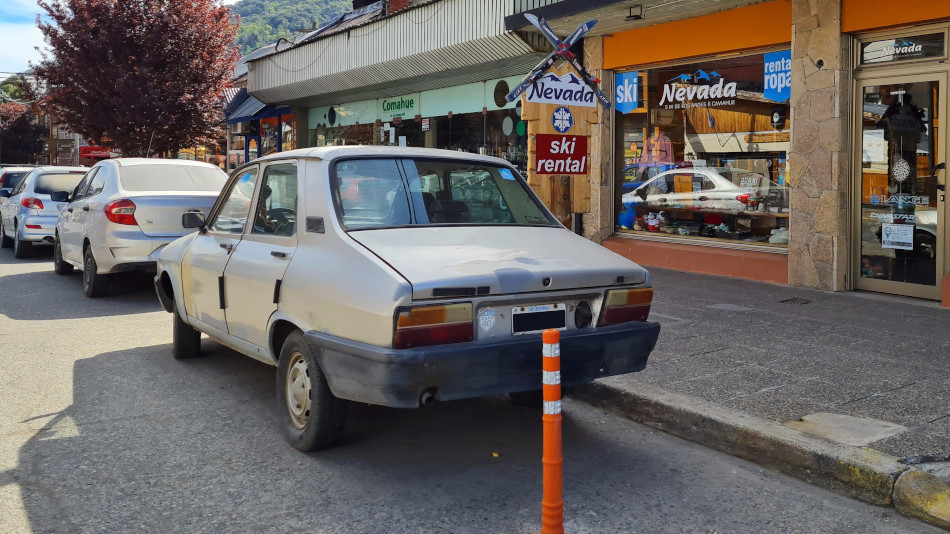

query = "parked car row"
[4,147,661,453]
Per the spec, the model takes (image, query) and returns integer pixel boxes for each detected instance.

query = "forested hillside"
[231,0,351,54]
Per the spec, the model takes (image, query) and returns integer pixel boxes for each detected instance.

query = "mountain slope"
[231,0,351,54]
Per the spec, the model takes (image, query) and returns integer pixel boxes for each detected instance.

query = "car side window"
[251,162,297,236]
[72,168,98,201]
[86,170,107,197]
[208,166,259,234]
[12,172,32,195]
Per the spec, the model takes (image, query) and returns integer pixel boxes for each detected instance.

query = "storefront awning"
[227,96,269,124]
[247,0,547,108]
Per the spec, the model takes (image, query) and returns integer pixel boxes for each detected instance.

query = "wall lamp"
[625,5,644,21]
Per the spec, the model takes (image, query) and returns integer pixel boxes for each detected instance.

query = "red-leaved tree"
[33,0,240,156]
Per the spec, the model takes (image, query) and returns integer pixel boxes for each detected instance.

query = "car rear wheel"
[82,247,110,298]
[53,238,73,274]
[277,331,347,451]
[13,228,32,259]
[0,220,12,249]
[172,303,201,359]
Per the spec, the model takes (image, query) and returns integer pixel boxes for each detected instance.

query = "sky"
[0,0,240,78]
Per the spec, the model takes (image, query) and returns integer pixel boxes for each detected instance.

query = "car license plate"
[511,303,566,335]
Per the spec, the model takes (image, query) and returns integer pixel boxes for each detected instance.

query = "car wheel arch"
[270,320,303,362]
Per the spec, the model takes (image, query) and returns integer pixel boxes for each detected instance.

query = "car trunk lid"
[348,226,647,300]
[125,193,220,237]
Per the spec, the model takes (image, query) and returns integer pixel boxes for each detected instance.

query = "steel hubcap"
[285,352,311,429]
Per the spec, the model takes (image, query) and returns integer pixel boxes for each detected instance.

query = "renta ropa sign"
[527,72,596,108]
[535,134,589,174]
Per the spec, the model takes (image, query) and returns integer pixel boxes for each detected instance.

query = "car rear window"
[333,158,556,230]
[119,165,227,192]
[0,171,29,189]
[34,173,85,195]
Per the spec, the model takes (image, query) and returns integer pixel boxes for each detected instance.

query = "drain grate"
[780,297,812,305]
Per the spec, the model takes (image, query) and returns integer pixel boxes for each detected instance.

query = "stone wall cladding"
[789,0,849,290]
[584,35,612,244]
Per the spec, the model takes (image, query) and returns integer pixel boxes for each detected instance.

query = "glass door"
[854,74,947,299]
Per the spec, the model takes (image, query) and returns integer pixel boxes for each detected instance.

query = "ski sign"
[506,14,609,110]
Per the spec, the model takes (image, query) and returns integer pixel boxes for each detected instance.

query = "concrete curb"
[570,381,950,529]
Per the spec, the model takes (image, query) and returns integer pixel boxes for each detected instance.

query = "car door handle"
[81,206,89,212]
[219,242,234,253]
[270,251,288,259]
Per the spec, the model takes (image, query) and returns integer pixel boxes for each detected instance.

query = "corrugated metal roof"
[222,87,248,114]
[234,43,280,80]
[248,0,546,106]
[228,95,266,123]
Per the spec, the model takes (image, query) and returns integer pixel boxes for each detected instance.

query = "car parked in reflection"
[621,167,784,212]
[0,166,87,258]
[0,166,35,202]
[154,146,661,452]
[53,158,227,297]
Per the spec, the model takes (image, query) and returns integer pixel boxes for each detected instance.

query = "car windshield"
[34,173,85,195]
[119,165,227,192]
[1,171,29,189]
[333,158,556,230]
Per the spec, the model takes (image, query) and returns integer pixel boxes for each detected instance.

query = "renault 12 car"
[154,146,661,451]
[53,158,228,297]
[0,166,87,258]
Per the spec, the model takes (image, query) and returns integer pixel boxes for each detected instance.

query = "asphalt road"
[0,248,941,534]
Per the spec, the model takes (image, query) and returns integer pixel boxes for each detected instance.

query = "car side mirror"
[0,190,10,198]
[49,190,69,202]
[182,211,206,230]
[635,187,648,201]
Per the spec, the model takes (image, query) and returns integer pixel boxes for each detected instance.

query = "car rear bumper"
[19,214,58,242]
[304,321,660,408]
[94,230,177,273]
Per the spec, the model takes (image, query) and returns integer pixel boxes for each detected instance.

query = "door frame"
[851,67,948,300]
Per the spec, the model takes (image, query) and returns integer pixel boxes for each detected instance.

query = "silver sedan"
[155,146,660,451]
[0,166,87,258]
[54,158,227,297]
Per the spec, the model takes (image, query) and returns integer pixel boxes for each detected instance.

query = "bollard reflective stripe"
[540,328,563,534]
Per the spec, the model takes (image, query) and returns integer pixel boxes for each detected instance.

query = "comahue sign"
[379,93,419,120]
[527,73,596,108]
[659,71,736,110]
[535,134,588,174]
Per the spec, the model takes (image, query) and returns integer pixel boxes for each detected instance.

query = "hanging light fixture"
[625,5,644,21]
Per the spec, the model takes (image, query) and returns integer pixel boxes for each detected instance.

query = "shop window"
[615,51,791,247]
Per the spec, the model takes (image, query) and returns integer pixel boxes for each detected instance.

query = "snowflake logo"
[552,106,573,133]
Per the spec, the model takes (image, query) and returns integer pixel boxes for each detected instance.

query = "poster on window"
[880,223,914,250]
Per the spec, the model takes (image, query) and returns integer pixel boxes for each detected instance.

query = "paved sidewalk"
[572,267,950,528]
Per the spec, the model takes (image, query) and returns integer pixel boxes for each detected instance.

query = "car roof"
[0,166,35,172]
[247,145,513,167]
[30,166,88,173]
[104,158,222,169]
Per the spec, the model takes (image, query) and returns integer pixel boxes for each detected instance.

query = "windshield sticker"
[498,168,516,181]
[869,212,916,223]
[478,307,496,332]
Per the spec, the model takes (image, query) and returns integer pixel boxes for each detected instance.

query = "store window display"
[614,52,791,247]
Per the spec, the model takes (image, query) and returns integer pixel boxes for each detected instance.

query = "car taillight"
[598,288,653,326]
[104,199,137,225]
[736,193,751,205]
[21,197,43,209]
[394,303,474,349]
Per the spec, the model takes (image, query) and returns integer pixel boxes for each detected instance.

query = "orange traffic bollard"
[540,328,564,534]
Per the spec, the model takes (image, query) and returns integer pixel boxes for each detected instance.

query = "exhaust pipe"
[43,236,55,243]
[420,388,437,406]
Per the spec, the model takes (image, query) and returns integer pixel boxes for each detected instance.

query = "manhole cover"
[780,297,812,305]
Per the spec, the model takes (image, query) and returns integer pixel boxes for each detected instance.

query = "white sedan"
[154,146,660,451]
[622,167,766,211]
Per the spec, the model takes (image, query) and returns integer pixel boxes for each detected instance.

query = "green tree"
[230,0,350,54]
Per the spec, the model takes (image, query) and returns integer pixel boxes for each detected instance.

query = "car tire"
[13,228,32,259]
[53,238,73,274]
[0,220,12,249]
[172,303,201,359]
[508,390,544,409]
[277,331,347,451]
[82,247,109,298]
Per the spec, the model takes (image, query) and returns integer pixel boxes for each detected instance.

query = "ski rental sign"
[526,73,596,107]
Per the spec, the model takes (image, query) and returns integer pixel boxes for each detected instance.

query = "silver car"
[0,166,87,258]
[54,158,228,297]
[154,146,660,451]
[0,166,35,201]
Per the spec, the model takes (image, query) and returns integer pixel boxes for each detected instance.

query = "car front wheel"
[276,332,347,451]
[82,247,110,297]
[53,238,73,274]
[13,228,32,259]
